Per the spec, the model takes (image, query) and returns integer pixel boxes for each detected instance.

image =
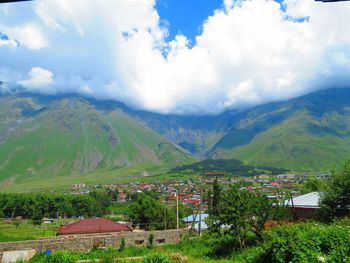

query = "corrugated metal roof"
[182,213,209,223]
[58,218,132,235]
[284,192,321,208]
[193,221,208,231]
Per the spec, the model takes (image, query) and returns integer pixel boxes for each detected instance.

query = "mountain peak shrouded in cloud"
[18,67,54,93]
[1,0,350,115]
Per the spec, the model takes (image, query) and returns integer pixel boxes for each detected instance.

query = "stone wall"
[0,229,188,259]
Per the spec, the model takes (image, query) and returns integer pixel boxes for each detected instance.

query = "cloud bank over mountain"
[1,0,350,115]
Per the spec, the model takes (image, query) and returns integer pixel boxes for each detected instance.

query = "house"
[284,192,321,219]
[204,172,225,177]
[182,198,201,208]
[57,218,132,236]
[42,218,54,224]
[182,213,209,224]
[182,213,209,232]
[72,183,86,190]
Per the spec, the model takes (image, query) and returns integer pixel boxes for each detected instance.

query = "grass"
[0,221,57,242]
[27,242,235,263]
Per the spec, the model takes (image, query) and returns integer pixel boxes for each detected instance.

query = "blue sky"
[1,0,350,115]
[156,0,286,43]
[156,0,223,43]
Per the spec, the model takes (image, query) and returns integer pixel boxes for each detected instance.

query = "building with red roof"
[57,218,132,236]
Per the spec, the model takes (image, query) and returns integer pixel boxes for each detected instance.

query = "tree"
[207,186,274,252]
[206,189,213,214]
[128,193,183,230]
[210,177,221,216]
[320,161,350,220]
[89,189,113,216]
[107,189,119,201]
[304,176,325,193]
[128,193,167,230]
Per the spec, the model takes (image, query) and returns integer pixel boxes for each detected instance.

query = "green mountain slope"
[0,96,194,191]
[210,88,350,171]
[2,87,350,191]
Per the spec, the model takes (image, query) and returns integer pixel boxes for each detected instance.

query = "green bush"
[245,223,350,263]
[143,254,171,263]
[148,234,154,248]
[119,237,126,252]
[28,251,76,263]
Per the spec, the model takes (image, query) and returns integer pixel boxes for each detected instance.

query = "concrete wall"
[0,229,188,259]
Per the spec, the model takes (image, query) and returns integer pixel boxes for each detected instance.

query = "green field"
[0,221,57,242]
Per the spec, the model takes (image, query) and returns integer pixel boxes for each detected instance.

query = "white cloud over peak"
[1,0,350,115]
[18,67,54,93]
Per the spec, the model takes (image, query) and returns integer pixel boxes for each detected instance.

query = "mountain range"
[1,87,350,191]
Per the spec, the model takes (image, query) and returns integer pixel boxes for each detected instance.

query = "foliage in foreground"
[171,221,350,262]
[241,222,350,263]
[320,160,350,221]
[207,185,289,253]
[28,247,173,263]
[26,220,350,263]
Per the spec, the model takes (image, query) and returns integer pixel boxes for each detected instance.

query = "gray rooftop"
[284,192,321,208]
[182,213,209,223]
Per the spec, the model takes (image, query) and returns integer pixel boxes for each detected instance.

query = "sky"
[1,0,350,115]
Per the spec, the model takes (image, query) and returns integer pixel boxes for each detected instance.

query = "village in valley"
[0,167,340,262]
[69,171,326,226]
[72,171,323,206]
[1,0,350,262]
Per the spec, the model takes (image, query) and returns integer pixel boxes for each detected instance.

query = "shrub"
[119,237,126,252]
[148,233,154,248]
[143,254,171,263]
[244,223,350,263]
[12,218,22,229]
[28,251,76,263]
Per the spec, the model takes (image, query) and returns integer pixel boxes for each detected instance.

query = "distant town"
[70,171,329,208]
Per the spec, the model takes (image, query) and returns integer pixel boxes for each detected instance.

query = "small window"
[156,239,165,244]
[93,238,105,248]
[134,240,144,245]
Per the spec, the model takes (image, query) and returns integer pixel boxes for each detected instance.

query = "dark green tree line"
[0,191,113,222]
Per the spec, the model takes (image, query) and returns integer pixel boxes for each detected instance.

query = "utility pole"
[290,192,297,221]
[198,179,203,236]
[176,192,179,229]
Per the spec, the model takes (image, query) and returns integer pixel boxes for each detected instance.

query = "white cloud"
[0,38,18,48]
[0,32,18,48]
[3,23,47,50]
[18,67,54,93]
[1,0,350,114]
[79,84,93,94]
